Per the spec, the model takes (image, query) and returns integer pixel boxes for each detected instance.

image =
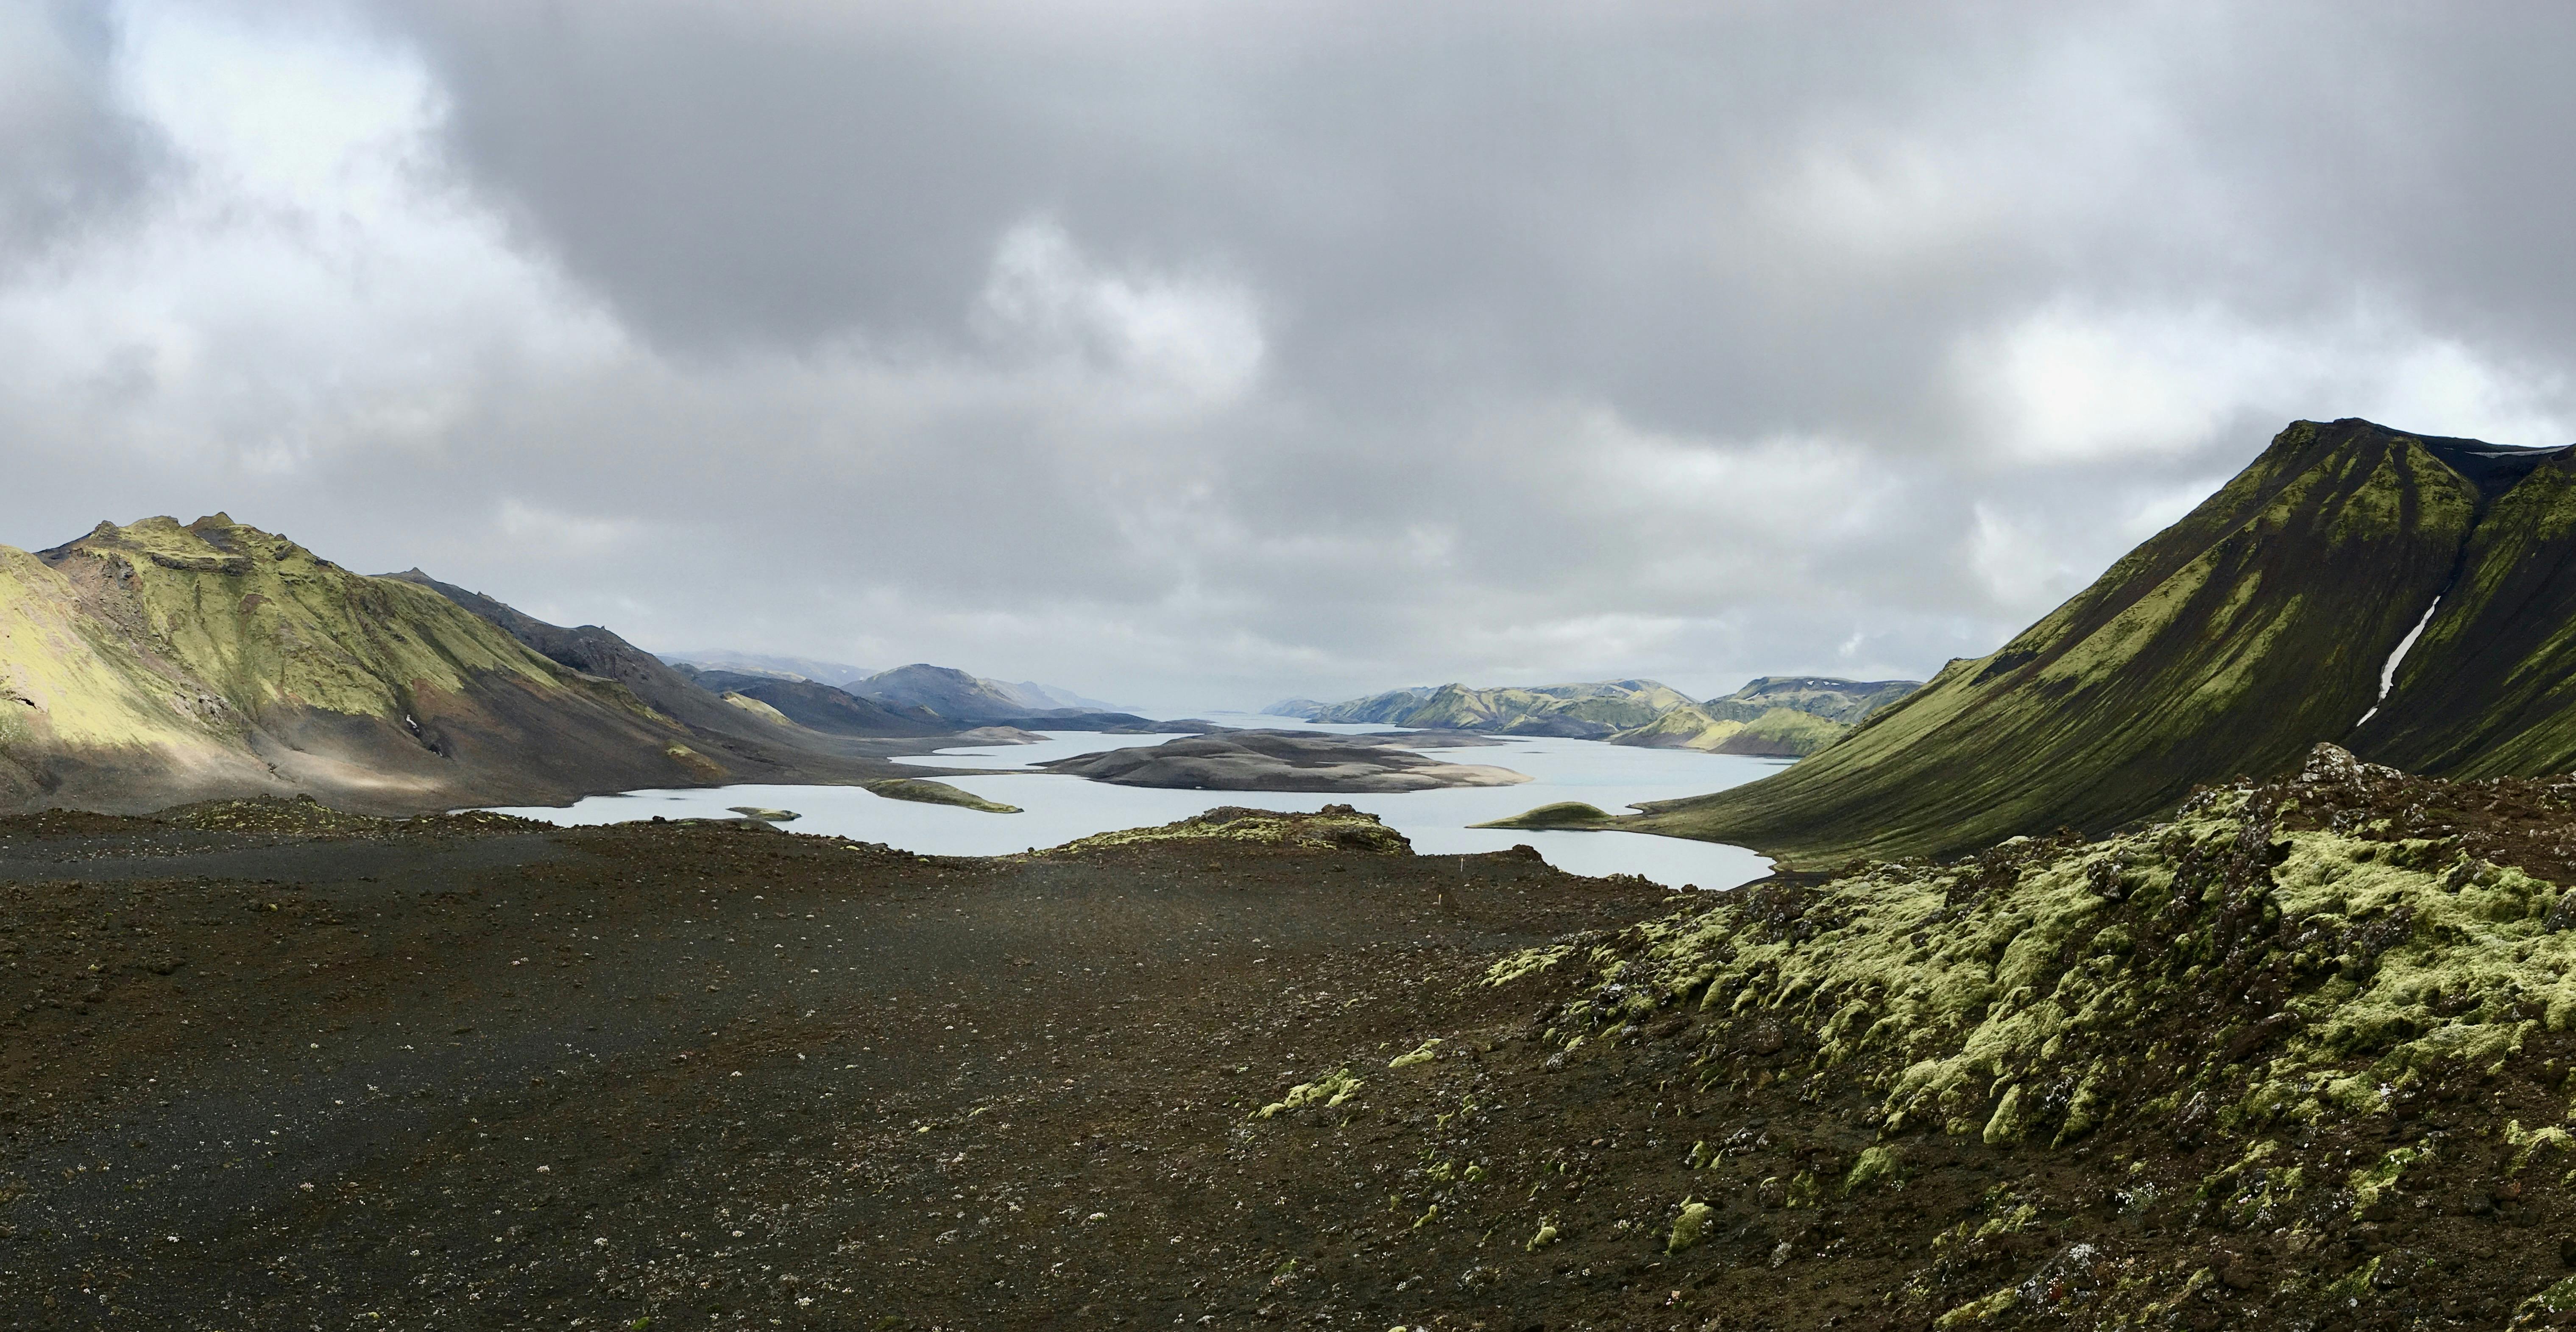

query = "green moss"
[1845,1145,1900,1194]
[861,779,1021,814]
[1470,801,1612,830]
[1387,1039,1442,1069]
[1666,1199,1713,1252]
[721,692,792,725]
[1256,1068,1362,1119]
[2347,1147,2422,1216]
[2507,1120,2573,1175]
[2526,1274,2576,1315]
[1482,944,1574,987]
[1050,806,1409,855]
[1932,1287,2019,1328]
[1523,754,2576,1162]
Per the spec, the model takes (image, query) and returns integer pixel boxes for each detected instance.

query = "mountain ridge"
[0,517,729,813]
[1270,675,1920,756]
[1626,418,2576,866]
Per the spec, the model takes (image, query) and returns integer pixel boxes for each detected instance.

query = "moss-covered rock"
[1533,743,2576,1180]
[861,778,1020,814]
[1049,805,1410,856]
[1471,801,1614,830]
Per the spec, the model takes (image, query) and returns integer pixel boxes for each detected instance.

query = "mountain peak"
[1638,417,2576,864]
[2306,418,2571,502]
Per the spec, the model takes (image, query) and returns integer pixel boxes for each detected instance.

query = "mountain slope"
[680,667,948,737]
[0,517,739,814]
[1280,676,1913,755]
[1632,419,2517,865]
[1610,703,1850,756]
[1301,679,1695,737]
[2350,446,2576,776]
[848,664,1045,723]
[845,663,1157,730]
[1700,675,1919,724]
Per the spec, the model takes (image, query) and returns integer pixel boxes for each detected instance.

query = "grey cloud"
[4,2,2574,710]
[0,1,166,267]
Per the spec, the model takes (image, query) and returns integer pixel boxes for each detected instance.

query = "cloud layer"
[3,1,2572,710]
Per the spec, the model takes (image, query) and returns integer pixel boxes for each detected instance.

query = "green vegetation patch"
[157,795,394,835]
[1471,801,1614,830]
[1516,744,2576,1156]
[860,779,1020,815]
[1048,804,1410,855]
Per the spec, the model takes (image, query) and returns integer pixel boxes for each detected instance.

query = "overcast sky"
[3,1,2572,710]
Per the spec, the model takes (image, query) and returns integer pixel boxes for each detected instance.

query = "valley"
[18,420,2576,1328]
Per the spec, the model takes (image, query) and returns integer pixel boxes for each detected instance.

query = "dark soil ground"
[6,776,2576,1330]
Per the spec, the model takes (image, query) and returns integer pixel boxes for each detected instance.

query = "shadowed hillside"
[0,518,904,815]
[1631,419,2565,866]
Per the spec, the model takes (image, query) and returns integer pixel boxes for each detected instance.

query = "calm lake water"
[488,712,1785,889]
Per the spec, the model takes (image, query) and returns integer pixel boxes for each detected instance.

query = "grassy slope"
[1631,421,2481,867]
[1495,744,2576,1325]
[1701,676,1921,725]
[2357,448,2576,776]
[0,515,708,812]
[1612,703,1849,756]
[1315,679,1707,737]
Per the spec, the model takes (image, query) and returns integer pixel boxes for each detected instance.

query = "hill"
[847,662,1162,730]
[1269,675,1918,756]
[675,667,949,737]
[1290,679,1696,736]
[1701,674,1921,724]
[656,648,874,685]
[0,517,702,813]
[0,517,903,815]
[850,663,1061,722]
[1631,419,2574,866]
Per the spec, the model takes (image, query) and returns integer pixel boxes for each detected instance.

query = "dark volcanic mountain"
[1632,419,2576,866]
[679,667,948,738]
[848,662,1163,731]
[847,663,1048,722]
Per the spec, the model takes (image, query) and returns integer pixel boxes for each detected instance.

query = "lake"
[488,712,1785,889]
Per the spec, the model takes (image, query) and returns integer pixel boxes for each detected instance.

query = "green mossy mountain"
[1633,419,2574,867]
[1701,675,1922,725]
[0,516,892,815]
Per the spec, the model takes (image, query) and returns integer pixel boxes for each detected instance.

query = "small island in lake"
[1038,730,1530,793]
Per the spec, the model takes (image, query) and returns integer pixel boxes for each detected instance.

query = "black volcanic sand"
[5,792,2575,1329]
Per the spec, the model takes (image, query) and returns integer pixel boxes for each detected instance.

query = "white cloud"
[976,218,1263,411]
[1961,301,2573,464]
[0,2,623,478]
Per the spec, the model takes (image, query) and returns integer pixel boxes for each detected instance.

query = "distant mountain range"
[661,654,1124,715]
[673,660,1160,735]
[655,649,878,687]
[1630,419,2576,866]
[1266,676,1920,757]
